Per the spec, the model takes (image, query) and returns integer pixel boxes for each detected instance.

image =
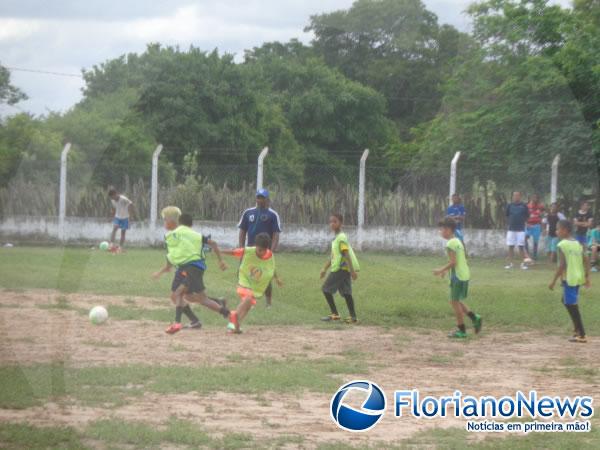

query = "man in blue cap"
[238,188,282,307]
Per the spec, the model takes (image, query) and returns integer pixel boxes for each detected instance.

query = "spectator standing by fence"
[544,202,566,263]
[574,201,593,246]
[505,192,530,270]
[238,188,282,307]
[525,194,545,260]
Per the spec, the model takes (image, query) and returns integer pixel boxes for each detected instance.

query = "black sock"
[323,292,338,315]
[343,294,357,319]
[219,305,230,319]
[458,324,466,333]
[183,305,199,324]
[175,306,183,323]
[467,311,476,321]
[566,304,586,337]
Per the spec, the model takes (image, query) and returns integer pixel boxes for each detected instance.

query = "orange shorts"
[236,286,257,306]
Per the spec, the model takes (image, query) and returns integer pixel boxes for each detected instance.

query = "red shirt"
[527,202,545,225]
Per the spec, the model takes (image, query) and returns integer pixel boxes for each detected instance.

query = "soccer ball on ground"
[89,306,109,325]
[99,241,110,251]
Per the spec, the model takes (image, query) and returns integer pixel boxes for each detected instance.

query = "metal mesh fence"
[0,150,598,228]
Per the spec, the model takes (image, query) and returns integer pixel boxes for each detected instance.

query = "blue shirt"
[447,204,466,230]
[506,202,529,232]
[238,207,282,246]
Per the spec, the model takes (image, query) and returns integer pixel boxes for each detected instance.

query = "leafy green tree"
[412,0,596,201]
[307,0,464,133]
[0,64,26,107]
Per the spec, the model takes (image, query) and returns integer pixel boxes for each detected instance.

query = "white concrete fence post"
[257,147,269,190]
[449,151,462,204]
[551,154,560,204]
[150,144,164,233]
[58,143,71,242]
[357,149,370,251]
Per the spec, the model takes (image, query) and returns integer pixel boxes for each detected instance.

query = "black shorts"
[322,270,352,296]
[171,265,206,294]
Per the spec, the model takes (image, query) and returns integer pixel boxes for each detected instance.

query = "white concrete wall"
[0,216,508,256]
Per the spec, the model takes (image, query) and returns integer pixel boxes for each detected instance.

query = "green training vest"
[165,226,204,267]
[558,239,585,286]
[330,232,360,272]
[238,247,275,297]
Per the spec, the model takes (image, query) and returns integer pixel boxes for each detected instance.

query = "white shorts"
[506,231,526,247]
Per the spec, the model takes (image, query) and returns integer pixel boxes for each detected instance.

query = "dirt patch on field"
[1,289,599,448]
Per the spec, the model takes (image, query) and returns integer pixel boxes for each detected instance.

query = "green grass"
[0,420,304,449]
[0,354,365,409]
[1,246,599,333]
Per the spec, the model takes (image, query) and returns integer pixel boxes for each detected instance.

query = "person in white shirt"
[108,188,133,249]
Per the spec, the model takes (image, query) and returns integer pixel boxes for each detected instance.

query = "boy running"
[320,214,360,324]
[108,188,133,250]
[433,218,482,339]
[549,220,591,343]
[223,233,283,334]
[152,207,232,334]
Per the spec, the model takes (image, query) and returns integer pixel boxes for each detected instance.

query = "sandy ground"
[1,289,599,448]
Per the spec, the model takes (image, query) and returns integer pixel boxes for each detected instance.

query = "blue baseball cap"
[256,188,269,199]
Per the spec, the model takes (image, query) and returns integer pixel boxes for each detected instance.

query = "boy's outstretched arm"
[207,239,228,271]
[341,249,358,280]
[152,260,173,280]
[433,250,455,278]
[549,251,566,290]
[320,260,331,279]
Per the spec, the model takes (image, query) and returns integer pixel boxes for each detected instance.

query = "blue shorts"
[562,281,579,305]
[546,236,559,253]
[113,218,129,230]
[575,234,587,246]
[526,224,542,243]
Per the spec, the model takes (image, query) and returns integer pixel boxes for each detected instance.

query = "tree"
[0,64,27,107]
[307,0,464,134]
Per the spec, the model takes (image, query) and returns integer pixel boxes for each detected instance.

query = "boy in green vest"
[433,218,482,338]
[320,213,360,324]
[224,233,282,334]
[152,206,232,334]
[549,220,591,343]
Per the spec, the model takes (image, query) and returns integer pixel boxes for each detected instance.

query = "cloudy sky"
[0,0,572,116]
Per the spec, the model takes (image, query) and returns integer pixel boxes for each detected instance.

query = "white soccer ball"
[89,306,108,325]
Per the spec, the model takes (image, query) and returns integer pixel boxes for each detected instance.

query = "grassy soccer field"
[0,246,599,449]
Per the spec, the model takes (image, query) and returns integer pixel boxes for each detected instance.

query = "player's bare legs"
[120,229,126,247]
[265,283,272,307]
[110,225,119,245]
[184,291,230,318]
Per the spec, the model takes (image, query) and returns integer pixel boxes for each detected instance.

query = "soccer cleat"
[448,329,467,339]
[227,322,243,334]
[229,311,240,333]
[520,263,529,270]
[592,267,598,273]
[165,323,183,334]
[472,314,482,334]
[184,321,202,330]
[321,314,341,322]
[344,317,359,324]
[569,336,587,343]
[504,263,513,270]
